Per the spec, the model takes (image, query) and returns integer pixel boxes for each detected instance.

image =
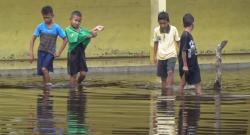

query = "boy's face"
[70,15,81,29]
[43,13,54,24]
[158,19,169,29]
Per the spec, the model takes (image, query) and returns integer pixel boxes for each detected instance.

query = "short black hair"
[183,13,194,27]
[41,5,53,15]
[158,11,170,22]
[71,10,82,18]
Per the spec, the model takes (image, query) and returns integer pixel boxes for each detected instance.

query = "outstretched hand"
[94,25,104,32]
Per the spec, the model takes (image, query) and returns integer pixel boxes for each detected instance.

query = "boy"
[29,5,67,86]
[153,11,180,90]
[56,10,104,87]
[178,13,202,95]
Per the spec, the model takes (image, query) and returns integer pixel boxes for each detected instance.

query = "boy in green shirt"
[56,10,104,87]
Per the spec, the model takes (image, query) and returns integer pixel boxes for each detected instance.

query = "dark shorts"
[37,51,54,75]
[179,64,201,85]
[157,57,176,78]
[67,45,88,76]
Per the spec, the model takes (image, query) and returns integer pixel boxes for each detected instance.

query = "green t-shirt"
[65,26,92,52]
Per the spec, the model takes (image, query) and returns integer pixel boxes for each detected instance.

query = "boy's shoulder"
[36,22,62,29]
[181,31,190,37]
[65,26,74,36]
[154,25,178,32]
[36,22,45,28]
[65,26,71,30]
[170,25,178,31]
[154,26,160,33]
[79,26,90,32]
[52,23,63,29]
[181,31,193,41]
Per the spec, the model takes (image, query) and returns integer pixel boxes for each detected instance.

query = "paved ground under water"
[0,69,250,135]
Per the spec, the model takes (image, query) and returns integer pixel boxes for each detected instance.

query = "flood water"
[0,69,250,135]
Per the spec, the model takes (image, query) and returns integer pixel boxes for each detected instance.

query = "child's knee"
[161,77,167,82]
[79,71,87,77]
[167,70,174,76]
[179,81,186,88]
[41,67,48,72]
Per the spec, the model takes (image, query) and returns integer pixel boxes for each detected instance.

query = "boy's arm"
[55,38,68,57]
[152,28,159,64]
[181,32,189,72]
[29,36,37,63]
[89,25,104,38]
[153,41,158,64]
[182,50,188,72]
[175,28,180,49]
[176,41,180,49]
[89,30,98,38]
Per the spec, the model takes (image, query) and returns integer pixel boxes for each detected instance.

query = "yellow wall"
[0,0,150,60]
[166,0,250,54]
[0,0,250,60]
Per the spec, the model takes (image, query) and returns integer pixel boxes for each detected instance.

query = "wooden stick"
[214,40,228,90]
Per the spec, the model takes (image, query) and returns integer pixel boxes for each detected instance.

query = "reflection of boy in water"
[67,88,87,134]
[178,96,200,135]
[35,87,60,135]
[153,88,176,135]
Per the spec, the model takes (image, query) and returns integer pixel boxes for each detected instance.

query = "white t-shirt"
[153,25,180,60]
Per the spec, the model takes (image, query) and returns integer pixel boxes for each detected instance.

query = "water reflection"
[67,87,88,135]
[34,86,62,135]
[1,70,250,134]
[152,89,201,135]
[153,89,176,135]
[177,95,200,135]
[214,90,221,135]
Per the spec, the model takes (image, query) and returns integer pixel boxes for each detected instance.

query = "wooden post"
[214,40,228,90]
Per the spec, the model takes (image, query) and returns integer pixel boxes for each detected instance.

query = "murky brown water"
[0,69,250,135]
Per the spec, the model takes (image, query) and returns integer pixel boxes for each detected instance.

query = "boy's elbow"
[63,37,68,42]
[32,35,37,39]
[177,41,180,45]
[30,36,37,43]
[154,41,158,46]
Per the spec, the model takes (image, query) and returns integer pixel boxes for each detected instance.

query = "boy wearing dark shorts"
[57,11,104,87]
[29,5,67,86]
[153,11,180,90]
[178,13,202,95]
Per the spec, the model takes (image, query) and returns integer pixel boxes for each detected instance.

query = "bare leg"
[166,70,174,89]
[78,71,87,84]
[161,77,167,89]
[195,83,202,96]
[70,74,77,87]
[179,74,186,95]
[42,67,50,85]
[42,75,46,85]
[160,70,174,96]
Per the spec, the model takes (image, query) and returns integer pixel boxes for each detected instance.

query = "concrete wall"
[0,0,150,60]
[166,0,250,54]
[0,0,250,60]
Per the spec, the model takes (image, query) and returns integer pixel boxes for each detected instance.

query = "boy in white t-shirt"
[153,11,180,91]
